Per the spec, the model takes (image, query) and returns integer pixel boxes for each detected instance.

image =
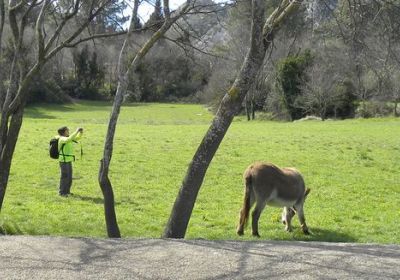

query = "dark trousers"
[59,162,73,195]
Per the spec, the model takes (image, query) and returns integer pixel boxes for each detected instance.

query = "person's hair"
[57,126,68,136]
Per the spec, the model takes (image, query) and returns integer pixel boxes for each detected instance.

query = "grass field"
[1,101,399,243]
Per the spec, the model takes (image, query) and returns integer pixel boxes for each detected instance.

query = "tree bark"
[163,0,302,238]
[251,96,255,120]
[246,95,251,121]
[0,105,24,209]
[97,0,141,238]
[0,0,4,108]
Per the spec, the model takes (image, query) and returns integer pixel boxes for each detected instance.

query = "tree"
[98,0,194,237]
[163,0,303,239]
[391,71,400,117]
[145,0,164,30]
[72,45,105,99]
[0,0,5,107]
[383,68,400,117]
[299,61,339,120]
[0,0,120,212]
[276,50,313,120]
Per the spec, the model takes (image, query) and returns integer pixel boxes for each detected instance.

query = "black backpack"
[49,138,64,159]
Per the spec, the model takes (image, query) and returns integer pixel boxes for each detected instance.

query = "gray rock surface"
[0,236,399,279]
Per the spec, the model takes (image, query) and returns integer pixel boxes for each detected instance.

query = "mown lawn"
[1,101,399,243]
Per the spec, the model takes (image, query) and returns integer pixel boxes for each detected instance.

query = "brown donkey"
[237,162,311,237]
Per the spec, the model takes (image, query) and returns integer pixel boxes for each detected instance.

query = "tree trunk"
[97,0,140,238]
[163,0,302,239]
[0,59,40,210]
[251,96,255,120]
[0,105,24,210]
[0,0,4,108]
[98,0,190,237]
[246,95,251,121]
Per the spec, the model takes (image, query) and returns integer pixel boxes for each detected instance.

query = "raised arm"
[59,128,83,144]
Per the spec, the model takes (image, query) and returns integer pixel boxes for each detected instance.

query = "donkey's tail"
[304,188,311,199]
[239,172,252,228]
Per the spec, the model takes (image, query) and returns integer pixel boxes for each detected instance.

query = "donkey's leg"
[282,207,294,232]
[295,203,310,235]
[251,200,267,238]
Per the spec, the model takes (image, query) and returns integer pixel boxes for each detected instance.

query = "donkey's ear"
[304,188,311,198]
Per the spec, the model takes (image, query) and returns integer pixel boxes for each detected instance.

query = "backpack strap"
[60,143,75,162]
[60,143,66,162]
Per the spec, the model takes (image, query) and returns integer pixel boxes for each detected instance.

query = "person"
[56,126,83,197]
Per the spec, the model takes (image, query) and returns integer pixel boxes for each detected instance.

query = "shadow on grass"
[73,194,108,205]
[24,101,152,118]
[24,107,58,119]
[72,194,138,207]
[300,227,357,243]
[0,222,24,235]
[241,226,357,243]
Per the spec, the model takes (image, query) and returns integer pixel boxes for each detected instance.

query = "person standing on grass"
[56,126,83,197]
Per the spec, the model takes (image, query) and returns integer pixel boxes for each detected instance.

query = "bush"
[355,101,393,118]
[276,50,313,120]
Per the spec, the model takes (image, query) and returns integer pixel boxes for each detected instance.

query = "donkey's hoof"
[282,220,286,225]
[285,227,293,232]
[237,229,244,236]
[303,229,310,235]
[252,232,260,238]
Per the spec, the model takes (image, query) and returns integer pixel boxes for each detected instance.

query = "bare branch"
[44,0,82,53]
[163,0,170,19]
[64,31,128,48]
[9,0,28,11]
[163,34,234,61]
[36,0,49,60]
[45,0,112,61]
[0,0,4,52]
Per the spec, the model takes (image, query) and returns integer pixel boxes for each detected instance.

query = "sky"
[126,0,230,23]
[137,1,185,22]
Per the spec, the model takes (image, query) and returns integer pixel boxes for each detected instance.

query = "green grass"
[1,100,399,244]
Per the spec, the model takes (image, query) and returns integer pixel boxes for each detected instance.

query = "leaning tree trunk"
[163,0,302,238]
[0,105,24,209]
[98,0,190,237]
[0,61,41,210]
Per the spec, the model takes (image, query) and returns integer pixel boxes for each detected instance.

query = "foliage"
[275,50,313,120]
[355,101,394,119]
[1,101,399,244]
[132,45,208,102]
[69,46,106,100]
[28,77,72,104]
[80,0,130,32]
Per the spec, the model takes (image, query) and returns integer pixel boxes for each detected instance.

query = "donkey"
[236,162,311,237]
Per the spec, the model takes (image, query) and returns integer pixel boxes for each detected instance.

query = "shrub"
[355,101,393,118]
